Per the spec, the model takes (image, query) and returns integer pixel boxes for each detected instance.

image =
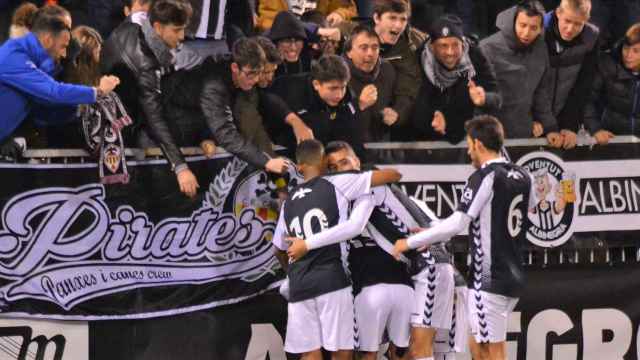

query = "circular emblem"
[442,27,450,37]
[517,152,578,248]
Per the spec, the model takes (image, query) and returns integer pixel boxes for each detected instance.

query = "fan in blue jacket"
[0,5,119,145]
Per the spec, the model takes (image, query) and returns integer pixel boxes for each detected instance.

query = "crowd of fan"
[0,0,639,198]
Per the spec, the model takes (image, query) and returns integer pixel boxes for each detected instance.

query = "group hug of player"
[273,115,532,360]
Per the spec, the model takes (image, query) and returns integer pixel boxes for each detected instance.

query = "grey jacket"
[480,6,558,138]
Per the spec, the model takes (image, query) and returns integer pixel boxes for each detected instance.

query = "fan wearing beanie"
[411,14,501,145]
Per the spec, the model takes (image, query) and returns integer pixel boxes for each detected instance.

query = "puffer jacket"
[543,11,600,132]
[480,6,558,138]
[101,19,186,171]
[257,0,357,31]
[584,43,640,137]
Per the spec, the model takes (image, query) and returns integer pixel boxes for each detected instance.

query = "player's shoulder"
[492,162,531,183]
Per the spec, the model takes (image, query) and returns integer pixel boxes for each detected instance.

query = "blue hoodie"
[0,32,96,141]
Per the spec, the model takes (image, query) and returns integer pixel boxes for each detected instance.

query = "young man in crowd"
[395,115,533,360]
[543,0,600,149]
[160,37,290,172]
[272,139,401,360]
[271,55,366,160]
[480,0,563,147]
[412,14,501,144]
[372,0,426,140]
[101,0,202,197]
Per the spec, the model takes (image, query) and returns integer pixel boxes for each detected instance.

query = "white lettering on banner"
[580,179,640,215]
[244,324,286,360]
[383,154,640,242]
[0,318,88,360]
[526,309,576,360]
[0,158,293,311]
[582,309,632,360]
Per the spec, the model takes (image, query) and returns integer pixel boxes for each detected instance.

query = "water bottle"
[577,124,591,147]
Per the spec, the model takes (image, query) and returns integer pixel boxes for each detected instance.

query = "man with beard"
[344,25,398,142]
[412,14,501,144]
[371,0,426,140]
[395,115,534,360]
[480,0,563,147]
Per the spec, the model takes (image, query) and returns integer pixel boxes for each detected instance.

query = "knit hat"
[429,14,464,41]
[268,11,307,42]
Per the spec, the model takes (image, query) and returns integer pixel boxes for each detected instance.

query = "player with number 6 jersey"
[394,115,534,360]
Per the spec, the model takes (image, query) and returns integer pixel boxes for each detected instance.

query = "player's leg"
[409,326,437,359]
[386,284,413,360]
[487,341,507,360]
[316,287,356,360]
[468,337,490,360]
[300,349,323,360]
[354,285,392,360]
[284,299,323,357]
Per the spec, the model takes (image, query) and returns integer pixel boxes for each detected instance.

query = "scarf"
[421,39,476,91]
[80,92,132,184]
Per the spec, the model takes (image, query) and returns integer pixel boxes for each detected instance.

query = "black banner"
[0,155,294,319]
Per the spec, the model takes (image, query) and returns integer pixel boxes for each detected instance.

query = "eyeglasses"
[240,68,263,80]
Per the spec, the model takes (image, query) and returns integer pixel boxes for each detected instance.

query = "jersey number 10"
[288,208,330,239]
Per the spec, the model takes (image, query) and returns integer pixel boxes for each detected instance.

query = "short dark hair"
[296,139,325,166]
[232,37,266,69]
[254,36,282,65]
[373,0,410,18]
[148,0,192,26]
[125,0,152,8]
[464,115,505,153]
[11,2,38,29]
[344,25,380,53]
[311,55,350,83]
[516,0,546,21]
[30,4,70,36]
[325,141,356,157]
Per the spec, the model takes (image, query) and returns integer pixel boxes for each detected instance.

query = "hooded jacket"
[268,11,313,77]
[412,37,501,144]
[0,32,96,142]
[480,6,558,138]
[583,43,640,137]
[543,11,600,132]
[345,57,397,142]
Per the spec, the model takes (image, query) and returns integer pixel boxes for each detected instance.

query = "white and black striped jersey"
[350,184,453,295]
[457,158,532,297]
[272,171,372,302]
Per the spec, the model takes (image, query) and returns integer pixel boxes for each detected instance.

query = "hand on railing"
[594,130,615,145]
[177,168,199,198]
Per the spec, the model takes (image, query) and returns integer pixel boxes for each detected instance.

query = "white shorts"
[285,287,356,354]
[354,283,413,352]
[434,286,469,354]
[468,289,519,344]
[412,263,455,329]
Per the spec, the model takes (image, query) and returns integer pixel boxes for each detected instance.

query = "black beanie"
[429,14,464,41]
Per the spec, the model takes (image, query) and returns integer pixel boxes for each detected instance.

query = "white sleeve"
[328,171,372,201]
[406,211,471,249]
[305,194,376,250]
[272,208,288,251]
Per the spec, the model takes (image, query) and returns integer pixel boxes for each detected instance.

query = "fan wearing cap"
[411,14,501,144]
